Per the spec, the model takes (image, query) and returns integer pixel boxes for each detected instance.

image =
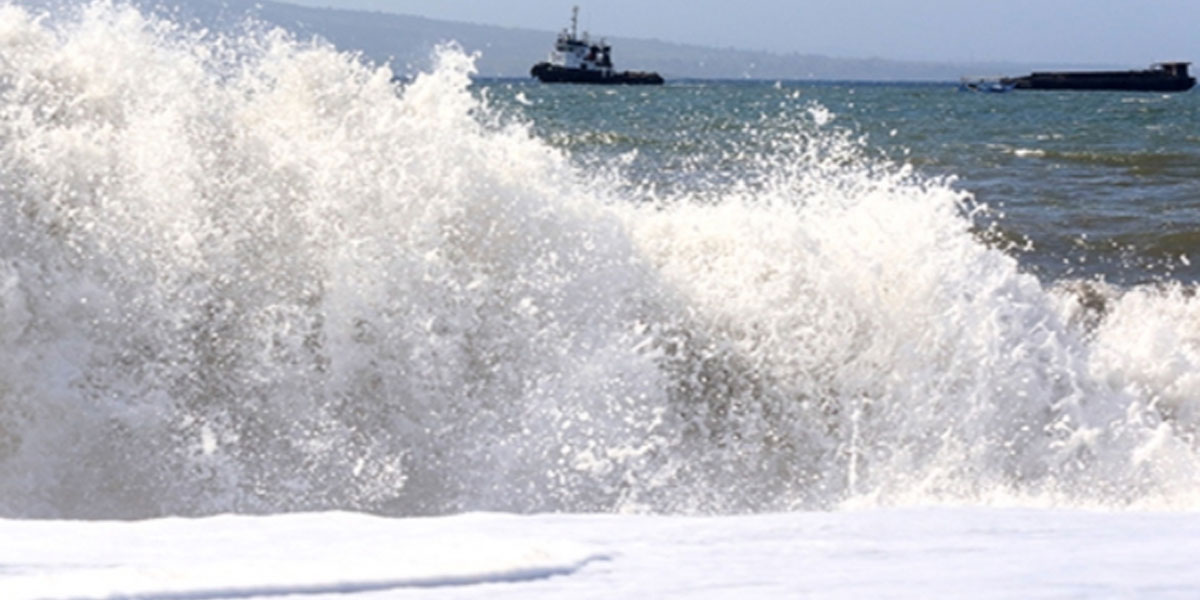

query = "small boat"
[958,77,1014,93]
[530,7,663,85]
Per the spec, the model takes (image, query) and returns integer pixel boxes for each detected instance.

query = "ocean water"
[495,79,1200,286]
[4,2,1200,597]
[1,0,1199,522]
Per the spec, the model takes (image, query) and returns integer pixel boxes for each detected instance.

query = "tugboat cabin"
[548,7,613,75]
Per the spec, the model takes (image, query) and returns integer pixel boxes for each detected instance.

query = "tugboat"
[530,7,663,85]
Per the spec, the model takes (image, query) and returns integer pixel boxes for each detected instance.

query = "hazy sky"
[280,0,1198,65]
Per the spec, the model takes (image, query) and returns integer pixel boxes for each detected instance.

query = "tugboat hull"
[531,62,663,85]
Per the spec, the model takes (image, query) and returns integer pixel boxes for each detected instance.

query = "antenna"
[571,5,579,39]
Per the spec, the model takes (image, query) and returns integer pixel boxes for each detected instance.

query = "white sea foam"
[0,512,609,599]
[6,509,1200,600]
[0,2,1197,519]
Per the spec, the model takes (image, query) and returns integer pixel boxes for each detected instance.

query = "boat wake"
[0,1,1198,519]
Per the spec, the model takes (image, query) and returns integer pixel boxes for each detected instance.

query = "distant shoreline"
[201,1,1116,82]
[473,77,960,87]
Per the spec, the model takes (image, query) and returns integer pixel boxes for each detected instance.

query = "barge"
[1001,62,1195,92]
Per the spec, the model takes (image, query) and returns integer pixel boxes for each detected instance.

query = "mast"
[571,5,579,39]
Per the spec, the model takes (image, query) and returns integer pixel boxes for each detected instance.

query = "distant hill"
[32,0,1084,81]
[245,2,1047,81]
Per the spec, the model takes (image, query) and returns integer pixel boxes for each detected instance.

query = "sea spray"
[0,1,1197,519]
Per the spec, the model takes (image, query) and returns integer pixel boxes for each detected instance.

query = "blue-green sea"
[488,80,1200,286]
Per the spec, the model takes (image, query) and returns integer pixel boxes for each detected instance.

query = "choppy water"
[493,81,1200,285]
[0,1,1198,519]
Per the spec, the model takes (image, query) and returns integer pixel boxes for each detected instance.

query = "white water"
[5,509,1200,599]
[0,1,1198,520]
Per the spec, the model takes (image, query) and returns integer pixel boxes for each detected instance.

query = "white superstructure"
[546,6,613,75]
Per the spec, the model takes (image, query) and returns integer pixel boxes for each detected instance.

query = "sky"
[280,0,1199,66]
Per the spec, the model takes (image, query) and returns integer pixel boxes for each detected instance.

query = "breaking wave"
[1,2,1198,518]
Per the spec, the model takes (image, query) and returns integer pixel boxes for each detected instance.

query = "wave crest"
[0,2,1197,518]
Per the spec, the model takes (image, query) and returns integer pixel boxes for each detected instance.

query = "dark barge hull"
[1002,63,1195,92]
[531,63,663,85]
